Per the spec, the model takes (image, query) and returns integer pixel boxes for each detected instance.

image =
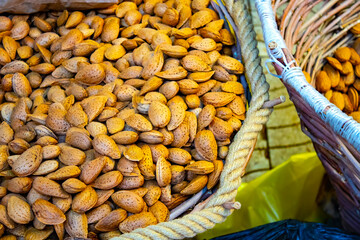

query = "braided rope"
[112,0,272,239]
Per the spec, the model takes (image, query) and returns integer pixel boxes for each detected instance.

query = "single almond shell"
[32,199,66,225]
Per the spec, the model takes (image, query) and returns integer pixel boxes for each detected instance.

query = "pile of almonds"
[313,39,360,122]
[0,0,247,239]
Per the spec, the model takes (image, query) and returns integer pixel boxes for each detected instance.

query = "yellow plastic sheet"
[196,152,327,239]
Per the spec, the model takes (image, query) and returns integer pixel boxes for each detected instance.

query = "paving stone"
[267,105,300,128]
[270,142,315,167]
[246,149,270,172]
[267,124,311,148]
[255,25,264,41]
[242,170,268,182]
[255,128,267,149]
[257,42,268,58]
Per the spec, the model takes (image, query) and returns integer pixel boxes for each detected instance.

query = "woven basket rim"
[256,0,360,234]
[0,1,272,239]
[114,0,272,239]
[256,0,360,153]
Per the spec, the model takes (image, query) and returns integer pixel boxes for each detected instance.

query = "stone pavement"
[242,1,314,182]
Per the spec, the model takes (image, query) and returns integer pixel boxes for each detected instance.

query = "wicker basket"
[112,1,273,238]
[256,0,360,234]
[0,1,273,239]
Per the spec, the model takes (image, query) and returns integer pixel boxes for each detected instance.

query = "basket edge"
[255,0,360,153]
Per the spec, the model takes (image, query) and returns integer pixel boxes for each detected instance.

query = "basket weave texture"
[256,0,360,234]
[111,0,272,239]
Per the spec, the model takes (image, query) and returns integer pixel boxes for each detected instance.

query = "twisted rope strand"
[112,0,272,239]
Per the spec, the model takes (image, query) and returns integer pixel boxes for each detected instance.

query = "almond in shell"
[139,145,155,180]
[181,54,211,72]
[228,96,245,115]
[95,208,127,232]
[316,71,331,93]
[65,11,84,28]
[323,64,340,88]
[1,60,29,75]
[3,177,32,194]
[45,103,71,135]
[81,95,107,122]
[139,130,163,144]
[32,199,66,225]
[330,91,345,111]
[143,181,161,206]
[3,36,18,60]
[86,203,112,224]
[118,175,144,190]
[24,227,53,240]
[221,81,244,94]
[46,165,81,181]
[334,47,351,62]
[171,165,186,185]
[191,38,217,52]
[119,212,157,233]
[101,17,121,43]
[94,189,114,208]
[207,160,224,189]
[197,104,216,131]
[11,145,42,177]
[65,103,88,128]
[185,161,214,174]
[156,156,172,187]
[17,46,33,59]
[190,10,213,29]
[139,76,163,95]
[149,201,169,223]
[171,110,190,147]
[148,101,171,128]
[75,64,105,85]
[0,16,12,32]
[33,17,52,32]
[209,117,233,141]
[65,210,88,238]
[0,48,11,65]
[62,178,87,194]
[61,29,83,51]
[92,171,123,190]
[86,122,107,137]
[7,196,33,224]
[142,46,164,79]
[124,144,144,161]
[155,66,188,80]
[159,81,179,99]
[167,96,186,131]
[326,57,343,71]
[106,117,125,134]
[58,143,86,166]
[160,45,188,58]
[33,177,69,199]
[125,113,153,132]
[92,134,121,159]
[180,175,208,195]
[72,186,97,213]
[350,48,360,65]
[104,45,126,61]
[0,204,16,229]
[111,190,145,213]
[202,92,236,107]
[195,130,217,161]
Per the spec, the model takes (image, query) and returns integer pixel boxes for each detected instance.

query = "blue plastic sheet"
[213,219,360,240]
